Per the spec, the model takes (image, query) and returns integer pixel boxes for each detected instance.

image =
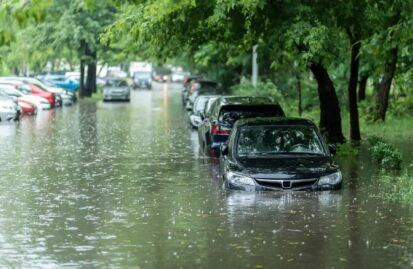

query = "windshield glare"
[237,125,325,157]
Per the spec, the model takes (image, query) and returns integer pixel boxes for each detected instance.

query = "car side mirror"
[221,144,229,156]
[328,144,336,156]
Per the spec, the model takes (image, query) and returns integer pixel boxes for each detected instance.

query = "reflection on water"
[0,83,411,268]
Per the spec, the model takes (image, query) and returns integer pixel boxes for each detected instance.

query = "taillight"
[211,122,231,135]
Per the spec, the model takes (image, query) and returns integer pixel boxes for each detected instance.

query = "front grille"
[255,178,318,190]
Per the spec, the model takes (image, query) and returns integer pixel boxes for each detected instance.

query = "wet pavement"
[0,83,412,268]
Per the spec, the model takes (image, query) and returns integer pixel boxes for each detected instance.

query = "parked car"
[198,96,285,157]
[133,71,152,89]
[0,85,50,110]
[17,100,37,115]
[43,75,79,92]
[171,71,188,82]
[185,79,219,108]
[0,92,20,121]
[1,76,75,105]
[0,81,55,108]
[103,79,130,102]
[40,79,75,105]
[186,81,222,111]
[188,95,219,129]
[181,75,202,105]
[219,117,341,191]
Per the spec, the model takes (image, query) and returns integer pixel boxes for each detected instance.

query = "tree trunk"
[374,47,398,121]
[79,59,86,98]
[295,73,302,116]
[358,74,368,101]
[84,50,97,96]
[310,62,345,144]
[347,41,361,142]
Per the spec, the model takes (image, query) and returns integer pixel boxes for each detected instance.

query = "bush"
[378,171,413,204]
[366,135,385,146]
[336,143,359,156]
[231,78,284,101]
[368,141,402,169]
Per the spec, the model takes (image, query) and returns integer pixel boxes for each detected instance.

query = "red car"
[27,84,55,107]
[18,100,37,115]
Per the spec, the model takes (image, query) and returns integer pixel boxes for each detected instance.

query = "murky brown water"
[0,83,412,268]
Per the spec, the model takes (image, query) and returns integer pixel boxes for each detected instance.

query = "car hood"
[19,95,47,103]
[235,156,336,179]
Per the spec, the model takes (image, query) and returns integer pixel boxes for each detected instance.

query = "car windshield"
[106,79,128,87]
[134,72,151,79]
[0,88,23,97]
[219,105,284,124]
[237,125,325,157]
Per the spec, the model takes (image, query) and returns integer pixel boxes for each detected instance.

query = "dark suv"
[198,96,285,157]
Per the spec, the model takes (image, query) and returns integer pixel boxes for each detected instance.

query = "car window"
[106,80,128,87]
[237,125,325,157]
[219,105,284,124]
[134,72,151,79]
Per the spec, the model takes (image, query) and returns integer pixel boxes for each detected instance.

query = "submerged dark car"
[198,96,285,157]
[219,117,341,191]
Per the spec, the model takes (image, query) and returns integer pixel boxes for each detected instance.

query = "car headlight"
[227,172,256,187]
[317,171,342,185]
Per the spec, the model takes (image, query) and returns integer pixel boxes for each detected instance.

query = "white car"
[171,72,188,82]
[0,99,18,122]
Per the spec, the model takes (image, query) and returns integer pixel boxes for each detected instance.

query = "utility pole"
[252,45,258,87]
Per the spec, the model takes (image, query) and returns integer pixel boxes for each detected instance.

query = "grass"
[82,92,103,102]
[377,170,413,204]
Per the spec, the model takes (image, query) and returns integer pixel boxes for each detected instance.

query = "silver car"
[0,96,19,122]
[103,79,130,102]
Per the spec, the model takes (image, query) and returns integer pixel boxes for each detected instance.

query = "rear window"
[219,105,284,123]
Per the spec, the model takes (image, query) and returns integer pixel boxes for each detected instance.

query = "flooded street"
[0,83,412,268]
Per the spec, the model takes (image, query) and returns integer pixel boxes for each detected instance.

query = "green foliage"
[389,96,413,117]
[336,143,359,156]
[231,78,284,101]
[366,135,385,146]
[378,170,413,204]
[368,141,402,170]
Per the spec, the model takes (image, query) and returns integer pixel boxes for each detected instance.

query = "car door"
[198,102,215,154]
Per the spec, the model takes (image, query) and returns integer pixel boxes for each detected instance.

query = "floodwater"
[0,83,411,269]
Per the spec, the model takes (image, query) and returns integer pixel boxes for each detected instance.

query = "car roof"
[234,117,316,127]
[217,96,276,105]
